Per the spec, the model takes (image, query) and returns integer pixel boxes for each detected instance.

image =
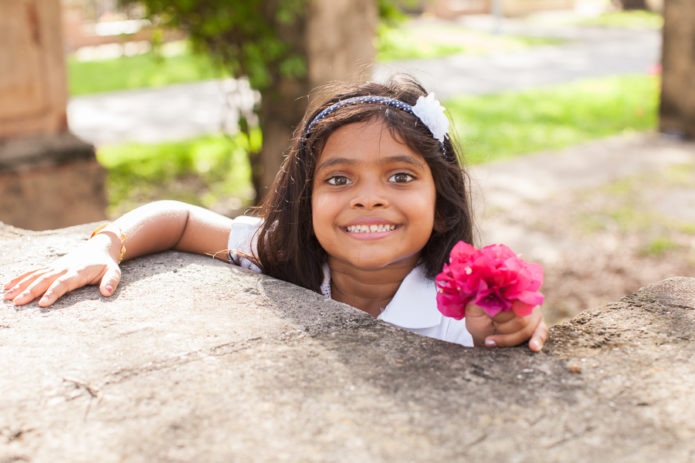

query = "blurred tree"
[613,0,648,9]
[118,0,385,202]
[659,0,695,139]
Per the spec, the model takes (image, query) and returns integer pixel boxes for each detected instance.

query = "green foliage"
[446,74,659,164]
[118,0,309,91]
[642,237,679,256]
[97,132,258,215]
[68,42,229,95]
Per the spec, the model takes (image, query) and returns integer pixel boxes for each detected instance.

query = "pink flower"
[435,241,544,319]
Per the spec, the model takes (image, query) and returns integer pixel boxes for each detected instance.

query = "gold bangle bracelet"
[90,224,127,263]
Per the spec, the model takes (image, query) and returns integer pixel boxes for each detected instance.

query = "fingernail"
[485,339,497,348]
[105,285,113,294]
[531,340,542,351]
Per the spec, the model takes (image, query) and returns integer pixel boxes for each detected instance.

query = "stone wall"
[1,222,694,462]
[0,134,106,230]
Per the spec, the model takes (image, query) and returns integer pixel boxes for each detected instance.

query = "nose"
[349,181,389,209]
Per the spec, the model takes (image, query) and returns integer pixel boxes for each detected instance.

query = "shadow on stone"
[1,223,694,462]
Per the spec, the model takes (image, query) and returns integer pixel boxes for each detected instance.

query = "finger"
[491,310,516,324]
[3,269,51,300]
[528,320,549,352]
[36,273,83,308]
[492,315,528,335]
[3,267,50,290]
[484,329,533,348]
[486,314,546,350]
[98,263,122,297]
[11,270,65,306]
[485,313,539,348]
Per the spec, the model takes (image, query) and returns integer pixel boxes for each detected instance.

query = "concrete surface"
[1,222,694,462]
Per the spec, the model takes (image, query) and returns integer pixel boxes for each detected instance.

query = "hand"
[3,235,122,308]
[466,302,548,352]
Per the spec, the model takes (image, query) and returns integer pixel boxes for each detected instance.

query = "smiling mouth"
[345,224,397,233]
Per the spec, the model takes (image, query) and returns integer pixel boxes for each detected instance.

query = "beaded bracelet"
[90,224,127,263]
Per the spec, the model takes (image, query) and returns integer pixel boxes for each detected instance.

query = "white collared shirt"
[228,216,473,347]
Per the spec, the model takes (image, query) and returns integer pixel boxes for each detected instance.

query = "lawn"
[576,10,663,29]
[376,21,562,62]
[97,131,258,216]
[446,74,659,165]
[97,74,659,214]
[69,23,562,95]
[68,42,230,96]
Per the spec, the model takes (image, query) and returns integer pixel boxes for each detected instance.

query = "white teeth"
[346,224,396,233]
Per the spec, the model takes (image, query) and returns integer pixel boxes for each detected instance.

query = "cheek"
[311,191,334,238]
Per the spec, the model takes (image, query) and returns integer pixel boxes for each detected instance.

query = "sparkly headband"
[303,94,450,157]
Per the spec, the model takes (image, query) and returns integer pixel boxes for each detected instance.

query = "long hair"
[252,75,475,293]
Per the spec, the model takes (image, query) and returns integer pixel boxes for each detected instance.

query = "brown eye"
[327,175,351,186]
[389,172,415,183]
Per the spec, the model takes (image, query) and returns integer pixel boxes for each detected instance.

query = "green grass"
[69,25,562,96]
[377,21,562,62]
[642,236,679,256]
[446,74,659,164]
[97,131,258,215]
[98,74,659,213]
[577,10,663,29]
[68,43,230,96]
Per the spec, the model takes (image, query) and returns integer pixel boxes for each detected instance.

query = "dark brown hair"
[252,74,475,293]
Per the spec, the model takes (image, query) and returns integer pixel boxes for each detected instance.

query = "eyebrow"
[315,154,426,172]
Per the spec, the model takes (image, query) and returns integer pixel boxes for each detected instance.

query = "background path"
[67,15,660,146]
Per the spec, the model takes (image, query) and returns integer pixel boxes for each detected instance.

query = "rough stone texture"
[1,223,694,462]
[0,134,106,231]
[660,0,695,139]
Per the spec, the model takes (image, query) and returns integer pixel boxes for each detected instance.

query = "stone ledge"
[0,132,95,173]
[1,223,694,462]
[0,133,106,230]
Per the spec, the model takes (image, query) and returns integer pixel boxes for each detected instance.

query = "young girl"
[3,75,548,351]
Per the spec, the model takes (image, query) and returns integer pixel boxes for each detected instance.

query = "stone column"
[0,0,106,230]
[659,0,695,139]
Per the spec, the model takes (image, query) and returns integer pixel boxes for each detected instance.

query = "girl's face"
[311,119,437,273]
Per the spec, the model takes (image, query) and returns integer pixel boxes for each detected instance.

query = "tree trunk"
[615,0,648,9]
[254,78,310,201]
[659,0,695,139]
[252,0,377,203]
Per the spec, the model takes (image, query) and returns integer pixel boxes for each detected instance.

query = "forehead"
[316,120,426,167]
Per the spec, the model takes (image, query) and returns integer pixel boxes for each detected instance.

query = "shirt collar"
[321,264,442,329]
[378,265,442,329]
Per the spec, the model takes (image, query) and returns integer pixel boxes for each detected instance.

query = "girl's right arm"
[3,200,235,308]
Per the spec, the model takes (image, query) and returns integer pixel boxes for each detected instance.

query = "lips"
[346,223,397,233]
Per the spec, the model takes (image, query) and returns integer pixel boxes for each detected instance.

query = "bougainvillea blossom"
[435,241,544,319]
